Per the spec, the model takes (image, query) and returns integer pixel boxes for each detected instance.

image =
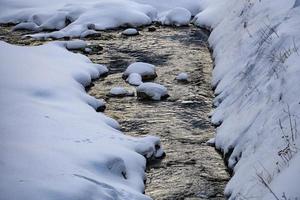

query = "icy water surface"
[0,25,229,200]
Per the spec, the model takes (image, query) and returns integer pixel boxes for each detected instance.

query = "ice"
[137,82,169,101]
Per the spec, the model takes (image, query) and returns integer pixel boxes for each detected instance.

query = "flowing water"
[0,24,229,200]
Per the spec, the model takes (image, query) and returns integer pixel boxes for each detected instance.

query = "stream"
[0,24,229,200]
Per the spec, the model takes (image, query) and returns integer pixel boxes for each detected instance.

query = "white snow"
[0,41,164,200]
[159,7,191,26]
[122,28,139,36]
[196,0,300,199]
[123,62,157,80]
[176,72,189,81]
[0,0,203,38]
[137,82,168,101]
[126,73,143,86]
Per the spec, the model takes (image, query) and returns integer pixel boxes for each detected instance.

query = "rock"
[107,87,134,97]
[148,26,156,32]
[123,62,157,81]
[95,99,106,112]
[84,48,92,53]
[122,28,139,36]
[137,83,169,101]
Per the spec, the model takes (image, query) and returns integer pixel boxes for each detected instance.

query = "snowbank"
[0,0,202,38]
[0,41,164,200]
[196,0,300,199]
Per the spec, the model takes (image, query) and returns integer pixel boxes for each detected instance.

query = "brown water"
[0,24,229,200]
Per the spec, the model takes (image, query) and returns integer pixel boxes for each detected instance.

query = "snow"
[0,0,203,38]
[0,41,164,200]
[196,0,300,199]
[137,82,168,101]
[122,28,139,36]
[126,73,143,86]
[176,72,189,82]
[123,62,157,80]
[12,22,40,31]
[159,7,191,26]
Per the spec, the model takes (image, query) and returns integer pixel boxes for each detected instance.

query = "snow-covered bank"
[0,41,164,200]
[195,0,300,199]
[0,0,202,38]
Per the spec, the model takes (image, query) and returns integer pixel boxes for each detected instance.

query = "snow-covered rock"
[137,82,169,100]
[0,41,163,200]
[126,73,143,86]
[123,62,157,81]
[176,72,189,82]
[65,40,87,50]
[122,28,139,36]
[108,87,134,97]
[159,7,191,26]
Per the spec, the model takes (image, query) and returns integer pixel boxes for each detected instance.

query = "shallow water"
[0,25,229,200]
[87,26,229,200]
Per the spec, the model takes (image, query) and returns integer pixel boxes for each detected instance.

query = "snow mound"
[137,82,169,100]
[122,28,139,36]
[123,62,157,81]
[0,41,163,200]
[126,73,143,86]
[108,87,134,97]
[176,72,189,82]
[159,7,191,26]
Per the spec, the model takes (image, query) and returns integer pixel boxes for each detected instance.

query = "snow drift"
[195,0,300,199]
[0,41,164,200]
